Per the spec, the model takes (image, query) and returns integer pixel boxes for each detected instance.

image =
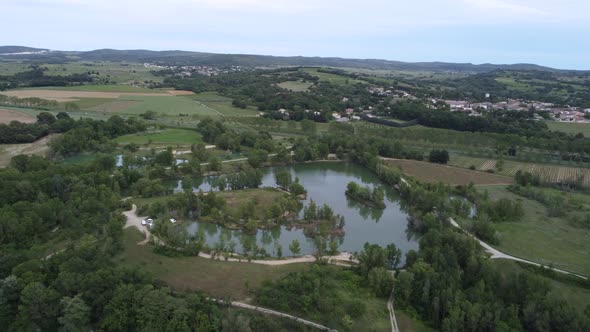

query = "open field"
[219,188,287,219]
[115,128,202,146]
[302,68,364,85]
[0,134,57,166]
[276,80,313,92]
[22,84,167,93]
[546,121,590,136]
[117,227,309,299]
[492,260,590,312]
[2,89,171,102]
[479,185,590,276]
[0,108,36,124]
[396,310,436,332]
[383,158,513,186]
[193,92,260,117]
[450,154,590,188]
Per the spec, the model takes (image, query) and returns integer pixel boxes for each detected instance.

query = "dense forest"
[0,66,96,90]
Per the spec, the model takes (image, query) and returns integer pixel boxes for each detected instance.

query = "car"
[141,219,147,226]
[147,218,154,223]
[170,218,177,224]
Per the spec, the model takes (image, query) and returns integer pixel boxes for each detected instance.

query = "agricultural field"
[0,134,57,166]
[479,185,590,276]
[0,108,35,124]
[22,84,167,93]
[383,158,513,186]
[276,80,313,92]
[302,68,364,85]
[450,154,590,188]
[1,88,170,102]
[115,128,202,146]
[117,227,308,299]
[546,121,590,136]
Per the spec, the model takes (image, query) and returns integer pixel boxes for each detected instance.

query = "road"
[449,218,588,280]
[387,287,400,332]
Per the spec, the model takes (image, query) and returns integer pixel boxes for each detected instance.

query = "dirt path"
[387,288,400,332]
[123,204,154,245]
[449,218,588,280]
[198,251,358,266]
[212,299,337,331]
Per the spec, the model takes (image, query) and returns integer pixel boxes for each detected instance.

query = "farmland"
[449,154,590,188]
[382,158,513,186]
[478,185,590,276]
[1,88,170,102]
[193,92,260,117]
[0,108,35,124]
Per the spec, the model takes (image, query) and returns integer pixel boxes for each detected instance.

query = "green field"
[492,260,590,312]
[115,128,202,146]
[478,185,590,276]
[396,310,436,332]
[546,121,590,136]
[302,68,364,85]
[117,227,308,299]
[24,84,166,93]
[276,80,313,92]
[193,92,260,117]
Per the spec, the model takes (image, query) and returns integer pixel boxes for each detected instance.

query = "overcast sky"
[2,0,589,69]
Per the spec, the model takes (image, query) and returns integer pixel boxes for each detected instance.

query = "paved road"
[449,218,588,280]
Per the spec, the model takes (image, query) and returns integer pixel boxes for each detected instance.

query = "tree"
[289,239,301,256]
[368,267,394,297]
[429,149,449,164]
[274,170,292,189]
[386,243,402,269]
[247,148,268,168]
[300,119,317,133]
[59,295,90,332]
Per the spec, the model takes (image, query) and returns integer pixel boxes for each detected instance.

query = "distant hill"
[0,45,581,73]
[0,46,49,54]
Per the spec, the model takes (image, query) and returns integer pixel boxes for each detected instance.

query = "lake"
[174,163,420,258]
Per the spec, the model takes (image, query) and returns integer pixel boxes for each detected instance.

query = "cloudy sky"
[2,0,589,69]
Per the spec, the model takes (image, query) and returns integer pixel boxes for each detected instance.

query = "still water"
[173,163,419,257]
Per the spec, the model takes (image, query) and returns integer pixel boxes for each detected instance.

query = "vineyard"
[450,155,590,188]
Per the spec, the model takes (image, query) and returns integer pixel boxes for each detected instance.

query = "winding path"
[387,288,400,332]
[449,218,588,280]
[211,299,337,331]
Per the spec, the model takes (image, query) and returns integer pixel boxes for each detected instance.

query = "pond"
[172,163,420,258]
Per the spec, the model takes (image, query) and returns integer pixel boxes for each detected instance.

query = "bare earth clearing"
[0,134,57,166]
[167,90,195,96]
[0,108,36,124]
[383,158,513,186]
[2,90,172,102]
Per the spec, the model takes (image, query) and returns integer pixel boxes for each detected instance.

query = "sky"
[1,0,589,69]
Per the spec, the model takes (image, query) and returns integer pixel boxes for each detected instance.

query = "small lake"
[171,163,420,258]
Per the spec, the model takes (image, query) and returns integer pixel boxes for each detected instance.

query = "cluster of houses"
[143,63,243,77]
[433,98,590,122]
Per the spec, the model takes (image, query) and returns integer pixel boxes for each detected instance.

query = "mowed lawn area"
[115,128,202,146]
[546,121,590,136]
[117,228,309,299]
[383,158,513,186]
[479,185,590,276]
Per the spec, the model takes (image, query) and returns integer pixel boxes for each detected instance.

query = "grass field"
[492,260,590,312]
[220,188,287,219]
[117,227,309,299]
[23,84,166,93]
[546,121,590,136]
[0,134,57,166]
[302,68,364,85]
[450,154,590,188]
[115,128,202,146]
[276,80,313,92]
[2,89,170,102]
[193,92,260,117]
[396,310,436,332]
[0,108,35,124]
[383,158,513,186]
[479,185,590,276]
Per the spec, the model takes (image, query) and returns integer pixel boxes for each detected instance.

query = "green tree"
[289,239,301,256]
[59,295,90,332]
